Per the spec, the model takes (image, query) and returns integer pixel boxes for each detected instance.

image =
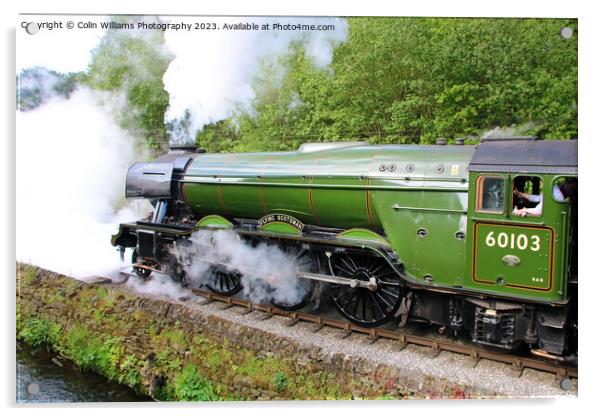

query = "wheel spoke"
[379,280,402,286]
[375,270,399,280]
[361,294,367,321]
[298,257,313,269]
[346,256,359,271]
[351,293,361,317]
[333,286,354,303]
[369,261,387,276]
[367,293,379,321]
[341,290,357,311]
[337,259,356,275]
[270,244,317,311]
[334,263,352,275]
[381,287,401,299]
[370,292,386,318]
[225,272,233,290]
[207,266,242,296]
[375,291,395,311]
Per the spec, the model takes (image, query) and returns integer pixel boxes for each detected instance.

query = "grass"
[21,266,37,286]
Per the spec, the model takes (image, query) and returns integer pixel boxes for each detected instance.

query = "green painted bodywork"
[179,143,572,304]
[337,228,391,247]
[260,222,302,235]
[196,215,233,229]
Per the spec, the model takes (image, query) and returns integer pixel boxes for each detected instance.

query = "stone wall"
[16,264,491,401]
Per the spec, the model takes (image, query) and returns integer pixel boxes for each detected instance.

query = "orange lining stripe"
[259,155,273,214]
[308,156,320,225]
[308,182,320,225]
[366,177,373,227]
[216,183,229,215]
[365,152,379,228]
[259,177,268,214]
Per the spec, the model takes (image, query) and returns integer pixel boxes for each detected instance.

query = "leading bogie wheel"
[132,249,152,280]
[167,257,189,287]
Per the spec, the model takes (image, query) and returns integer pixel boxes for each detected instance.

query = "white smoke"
[16,87,153,277]
[162,17,348,144]
[125,271,190,301]
[481,122,538,140]
[173,230,313,306]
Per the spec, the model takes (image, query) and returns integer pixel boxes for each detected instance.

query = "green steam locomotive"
[111,137,577,358]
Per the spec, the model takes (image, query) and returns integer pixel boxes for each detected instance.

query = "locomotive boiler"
[112,138,577,358]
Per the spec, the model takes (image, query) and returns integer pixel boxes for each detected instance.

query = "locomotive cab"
[464,138,577,354]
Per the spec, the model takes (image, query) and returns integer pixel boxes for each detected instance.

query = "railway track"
[114,268,577,390]
[187,287,577,389]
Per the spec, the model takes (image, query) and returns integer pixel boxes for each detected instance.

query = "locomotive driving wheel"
[205,264,243,296]
[328,254,403,327]
[269,244,318,311]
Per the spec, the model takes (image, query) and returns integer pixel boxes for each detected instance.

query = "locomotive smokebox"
[125,163,174,199]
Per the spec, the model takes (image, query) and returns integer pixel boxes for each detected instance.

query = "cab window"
[476,175,505,213]
[552,177,577,203]
[512,176,542,217]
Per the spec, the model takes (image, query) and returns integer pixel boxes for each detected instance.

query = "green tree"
[197,17,577,152]
[86,21,173,151]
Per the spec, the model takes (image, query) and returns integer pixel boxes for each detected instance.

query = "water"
[16,342,150,403]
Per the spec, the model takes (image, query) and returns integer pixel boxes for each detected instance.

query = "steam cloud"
[162,17,348,144]
[16,88,152,277]
[173,230,313,306]
[481,122,538,140]
[17,16,345,293]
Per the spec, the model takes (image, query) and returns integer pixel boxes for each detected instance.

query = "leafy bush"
[272,372,288,392]
[17,317,61,348]
[118,354,142,387]
[65,326,122,378]
[174,364,218,401]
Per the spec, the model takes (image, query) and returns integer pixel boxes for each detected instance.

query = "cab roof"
[468,139,577,175]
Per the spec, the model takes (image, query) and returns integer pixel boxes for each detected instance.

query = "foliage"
[17,317,61,348]
[21,266,37,286]
[84,18,173,151]
[17,18,172,153]
[155,348,182,375]
[118,354,142,387]
[272,372,288,392]
[18,18,576,156]
[174,364,218,401]
[17,276,350,400]
[17,67,84,111]
[64,325,122,378]
[196,17,577,151]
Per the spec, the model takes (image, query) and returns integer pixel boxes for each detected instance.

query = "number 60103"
[485,231,541,252]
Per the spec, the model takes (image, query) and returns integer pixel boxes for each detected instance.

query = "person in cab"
[512,178,576,217]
